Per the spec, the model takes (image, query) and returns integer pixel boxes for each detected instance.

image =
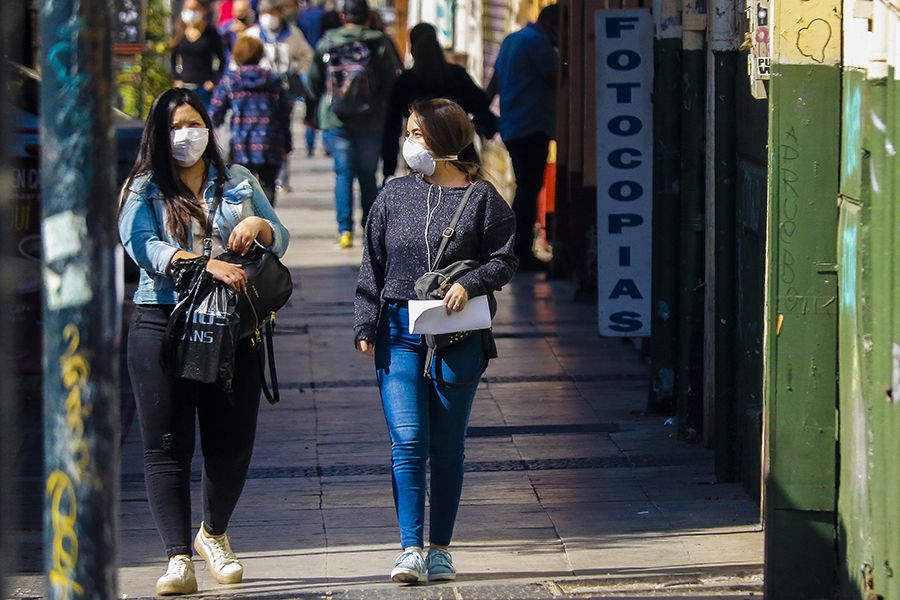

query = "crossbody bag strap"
[256,320,280,405]
[203,179,225,259]
[429,181,480,271]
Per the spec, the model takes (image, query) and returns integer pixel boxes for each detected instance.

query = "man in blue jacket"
[488,4,559,271]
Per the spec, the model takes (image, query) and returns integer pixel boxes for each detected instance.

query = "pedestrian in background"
[306,0,397,249]
[219,0,256,69]
[297,0,331,157]
[354,98,517,584]
[170,0,225,107]
[246,0,314,192]
[487,3,559,271]
[118,88,289,596]
[382,22,496,181]
[210,36,293,205]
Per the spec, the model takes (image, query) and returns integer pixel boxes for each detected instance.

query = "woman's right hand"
[206,259,247,292]
[356,340,375,357]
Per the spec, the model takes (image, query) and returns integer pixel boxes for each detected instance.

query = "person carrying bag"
[353,98,518,585]
[118,88,290,597]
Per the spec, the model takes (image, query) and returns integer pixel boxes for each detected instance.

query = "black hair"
[119,88,228,245]
[537,4,560,31]
[409,23,447,84]
[341,0,369,25]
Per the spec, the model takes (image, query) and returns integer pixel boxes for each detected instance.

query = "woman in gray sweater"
[354,99,517,584]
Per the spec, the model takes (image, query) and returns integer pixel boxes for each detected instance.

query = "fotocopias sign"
[594,9,653,336]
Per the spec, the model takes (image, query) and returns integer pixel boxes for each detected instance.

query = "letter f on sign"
[606,16,639,38]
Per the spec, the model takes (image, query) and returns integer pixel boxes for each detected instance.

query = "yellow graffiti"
[46,470,84,598]
[60,324,90,481]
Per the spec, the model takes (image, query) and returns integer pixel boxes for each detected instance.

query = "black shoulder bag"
[413,182,498,387]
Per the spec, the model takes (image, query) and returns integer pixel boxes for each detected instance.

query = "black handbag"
[413,181,497,386]
[203,184,294,404]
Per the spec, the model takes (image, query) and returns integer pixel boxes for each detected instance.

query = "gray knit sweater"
[354,174,518,343]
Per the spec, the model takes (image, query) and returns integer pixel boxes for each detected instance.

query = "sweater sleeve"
[354,194,389,343]
[456,185,518,297]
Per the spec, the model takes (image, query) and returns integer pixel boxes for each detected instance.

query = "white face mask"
[181,9,202,26]
[170,127,209,167]
[402,137,458,176]
[259,13,281,31]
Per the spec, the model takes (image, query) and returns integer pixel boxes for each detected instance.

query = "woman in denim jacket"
[118,88,289,596]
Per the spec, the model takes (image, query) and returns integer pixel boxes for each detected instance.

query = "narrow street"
[108,137,763,599]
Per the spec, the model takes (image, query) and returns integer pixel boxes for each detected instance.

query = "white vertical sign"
[595,10,653,336]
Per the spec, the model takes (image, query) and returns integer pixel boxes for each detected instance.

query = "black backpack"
[323,39,378,119]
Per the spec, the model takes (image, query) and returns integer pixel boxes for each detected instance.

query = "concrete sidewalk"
[9,134,763,600]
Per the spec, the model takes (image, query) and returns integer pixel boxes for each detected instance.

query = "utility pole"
[762,0,841,594]
[705,0,740,479]
[0,1,25,596]
[39,1,120,598]
[675,0,707,440]
[647,0,682,414]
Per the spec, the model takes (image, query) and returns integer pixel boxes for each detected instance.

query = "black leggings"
[127,304,262,557]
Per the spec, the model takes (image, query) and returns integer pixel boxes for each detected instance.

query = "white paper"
[408,295,492,335]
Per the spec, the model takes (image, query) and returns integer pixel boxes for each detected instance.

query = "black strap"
[424,343,489,388]
[255,320,280,405]
[429,181,480,271]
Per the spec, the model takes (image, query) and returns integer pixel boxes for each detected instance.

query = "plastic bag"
[164,257,240,390]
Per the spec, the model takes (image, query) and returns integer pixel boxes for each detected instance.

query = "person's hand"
[207,259,247,292]
[356,339,375,356]
[230,21,247,33]
[443,283,469,315]
[174,80,184,88]
[203,80,215,91]
[229,216,266,255]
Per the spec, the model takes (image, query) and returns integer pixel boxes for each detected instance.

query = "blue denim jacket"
[119,164,290,305]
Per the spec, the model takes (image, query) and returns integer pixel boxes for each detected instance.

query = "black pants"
[127,305,262,557]
[245,163,280,208]
[504,133,550,261]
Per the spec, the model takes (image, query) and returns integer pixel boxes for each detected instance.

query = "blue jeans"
[305,126,316,154]
[323,128,381,233]
[375,304,485,549]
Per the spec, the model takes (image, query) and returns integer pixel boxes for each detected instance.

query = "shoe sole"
[194,538,243,585]
[429,572,457,582]
[390,568,426,584]
[156,581,198,596]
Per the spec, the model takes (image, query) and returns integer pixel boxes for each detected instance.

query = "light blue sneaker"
[426,548,457,581]
[390,549,427,584]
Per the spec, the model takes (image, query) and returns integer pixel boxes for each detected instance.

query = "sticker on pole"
[595,9,653,336]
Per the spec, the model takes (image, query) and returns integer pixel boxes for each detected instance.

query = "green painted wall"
[765,62,841,599]
[837,66,900,600]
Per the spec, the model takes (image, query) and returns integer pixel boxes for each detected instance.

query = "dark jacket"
[305,25,398,133]
[382,65,498,177]
[209,65,292,167]
[354,174,518,343]
[170,25,225,86]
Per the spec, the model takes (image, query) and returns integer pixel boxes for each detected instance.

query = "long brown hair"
[410,98,482,181]
[169,0,212,49]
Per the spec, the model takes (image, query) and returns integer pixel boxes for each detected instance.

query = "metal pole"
[675,22,706,441]
[0,1,25,594]
[39,1,120,598]
[706,0,740,479]
[647,0,682,413]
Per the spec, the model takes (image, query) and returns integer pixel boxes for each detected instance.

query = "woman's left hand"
[443,283,469,315]
[229,216,266,255]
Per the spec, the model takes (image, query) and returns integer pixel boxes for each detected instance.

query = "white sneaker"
[193,522,243,584]
[155,554,197,596]
[390,548,427,584]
